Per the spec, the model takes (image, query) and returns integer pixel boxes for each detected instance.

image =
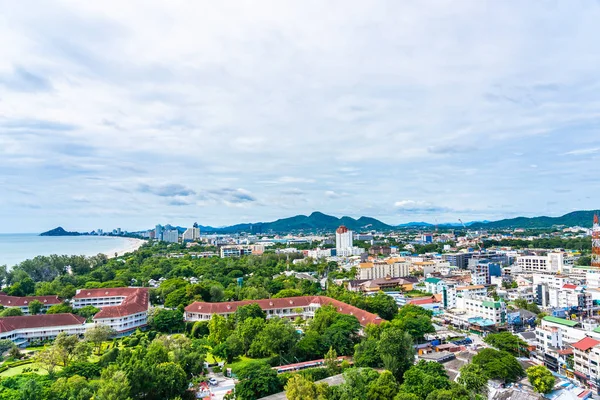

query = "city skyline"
[2,1,600,232]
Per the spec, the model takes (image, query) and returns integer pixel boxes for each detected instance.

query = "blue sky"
[1,0,600,233]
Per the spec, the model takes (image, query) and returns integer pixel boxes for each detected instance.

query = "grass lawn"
[0,363,62,378]
[226,356,270,372]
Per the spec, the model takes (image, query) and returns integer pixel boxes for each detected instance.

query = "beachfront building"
[0,314,87,347]
[184,296,384,327]
[73,288,150,335]
[0,294,62,315]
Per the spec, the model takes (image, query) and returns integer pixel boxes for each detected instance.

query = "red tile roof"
[572,337,600,352]
[563,284,578,290]
[0,295,61,308]
[0,313,86,333]
[184,296,385,326]
[409,298,437,305]
[88,288,149,319]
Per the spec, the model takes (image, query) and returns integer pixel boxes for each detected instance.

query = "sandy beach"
[105,238,146,258]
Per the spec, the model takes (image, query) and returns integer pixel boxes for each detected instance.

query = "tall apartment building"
[358,258,410,280]
[515,252,566,274]
[162,229,179,243]
[155,224,163,240]
[572,337,600,387]
[182,224,201,242]
[468,260,502,285]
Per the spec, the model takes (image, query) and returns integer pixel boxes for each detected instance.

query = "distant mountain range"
[198,210,600,234]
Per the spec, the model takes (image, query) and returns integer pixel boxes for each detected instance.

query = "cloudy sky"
[2,0,600,233]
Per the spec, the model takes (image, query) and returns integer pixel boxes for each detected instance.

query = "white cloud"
[2,1,600,231]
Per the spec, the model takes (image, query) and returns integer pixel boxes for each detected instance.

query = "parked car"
[209,378,218,386]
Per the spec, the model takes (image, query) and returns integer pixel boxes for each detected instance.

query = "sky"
[1,0,600,233]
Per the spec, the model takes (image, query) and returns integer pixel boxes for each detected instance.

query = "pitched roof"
[0,313,86,333]
[184,296,385,326]
[409,298,437,305]
[0,295,61,307]
[74,287,142,299]
[572,337,600,352]
[92,288,149,319]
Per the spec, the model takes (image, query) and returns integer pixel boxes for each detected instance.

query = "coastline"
[104,238,146,259]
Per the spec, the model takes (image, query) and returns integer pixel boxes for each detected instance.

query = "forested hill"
[200,212,395,233]
[469,210,600,229]
[39,227,83,236]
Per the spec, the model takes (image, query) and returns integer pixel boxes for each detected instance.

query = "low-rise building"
[0,314,87,347]
[73,288,150,335]
[358,258,410,280]
[0,294,62,315]
[184,296,384,327]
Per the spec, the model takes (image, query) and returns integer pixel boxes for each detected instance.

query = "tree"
[36,346,62,375]
[527,365,556,394]
[28,299,43,315]
[321,314,361,355]
[367,370,400,400]
[54,332,81,366]
[164,287,189,308]
[152,362,188,400]
[484,332,528,356]
[20,378,44,400]
[234,361,282,400]
[354,338,382,368]
[237,317,266,355]
[0,307,23,317]
[367,292,399,320]
[84,324,116,355]
[96,368,132,400]
[285,375,317,400]
[249,317,299,358]
[76,305,100,320]
[337,367,380,399]
[51,375,96,400]
[400,360,450,399]
[46,303,74,314]
[272,288,303,298]
[324,347,338,372]
[0,339,16,354]
[149,308,184,333]
[377,327,415,382]
[472,348,524,383]
[208,313,232,345]
[457,363,488,396]
[234,304,266,324]
[213,334,244,363]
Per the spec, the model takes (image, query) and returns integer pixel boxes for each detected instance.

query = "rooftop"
[0,313,86,333]
[572,337,600,352]
[543,316,579,328]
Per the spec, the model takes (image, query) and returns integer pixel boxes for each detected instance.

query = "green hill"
[470,210,600,229]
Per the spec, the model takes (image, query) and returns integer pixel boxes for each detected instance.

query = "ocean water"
[0,234,133,268]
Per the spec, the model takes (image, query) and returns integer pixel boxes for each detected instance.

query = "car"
[209,378,218,386]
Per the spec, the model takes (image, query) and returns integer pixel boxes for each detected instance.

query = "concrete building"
[572,337,600,389]
[184,296,384,327]
[155,224,163,240]
[455,295,507,326]
[425,277,446,294]
[162,229,179,243]
[0,314,88,347]
[335,226,353,256]
[442,253,473,269]
[182,224,200,242]
[73,288,150,335]
[358,258,410,280]
[0,295,62,315]
[469,260,502,285]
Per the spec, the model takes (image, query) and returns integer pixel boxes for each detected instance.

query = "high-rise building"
[155,225,163,241]
[162,229,179,243]
[182,224,201,242]
[335,226,353,256]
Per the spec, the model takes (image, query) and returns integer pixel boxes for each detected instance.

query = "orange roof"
[386,258,406,264]
[359,262,374,269]
[572,337,600,352]
[185,296,385,326]
[433,294,443,302]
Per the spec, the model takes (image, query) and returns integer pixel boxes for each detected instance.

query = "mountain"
[469,210,600,229]
[199,212,394,234]
[40,227,83,236]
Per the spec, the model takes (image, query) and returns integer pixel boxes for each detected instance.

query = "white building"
[515,253,566,274]
[424,277,446,294]
[358,258,411,280]
[182,225,201,242]
[0,314,88,347]
[73,288,150,335]
[335,226,363,256]
[455,295,507,325]
[0,295,62,315]
[220,245,264,258]
[162,229,179,243]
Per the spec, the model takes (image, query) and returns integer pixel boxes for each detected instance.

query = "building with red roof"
[0,313,87,347]
[0,294,62,315]
[184,296,384,327]
[73,288,149,334]
[572,336,600,388]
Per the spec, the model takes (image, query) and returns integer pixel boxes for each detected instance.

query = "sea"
[0,234,134,268]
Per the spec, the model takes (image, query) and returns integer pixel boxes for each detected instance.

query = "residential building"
[468,260,502,285]
[182,224,201,242]
[572,337,600,389]
[442,253,473,269]
[455,295,507,326]
[424,277,446,294]
[0,314,87,347]
[336,225,353,256]
[162,229,179,243]
[155,224,163,240]
[73,288,150,335]
[220,245,264,258]
[358,258,410,280]
[184,296,384,327]
[369,246,391,256]
[515,252,566,274]
[471,273,487,286]
[0,295,62,315]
